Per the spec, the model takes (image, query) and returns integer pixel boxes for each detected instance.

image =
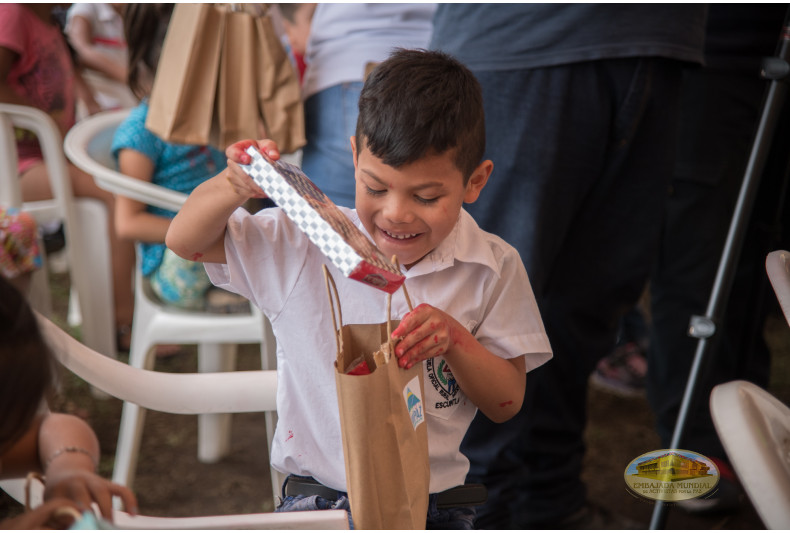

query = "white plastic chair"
[0,313,348,530]
[710,380,790,529]
[0,103,116,359]
[766,249,790,325]
[63,110,281,500]
[705,250,790,528]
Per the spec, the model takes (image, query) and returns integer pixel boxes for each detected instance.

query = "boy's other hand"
[225,139,281,200]
[391,304,470,369]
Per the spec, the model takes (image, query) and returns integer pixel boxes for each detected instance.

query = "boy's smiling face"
[352,136,492,269]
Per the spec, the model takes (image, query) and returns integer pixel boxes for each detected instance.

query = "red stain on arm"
[433,335,439,344]
[191,252,204,261]
[499,400,513,408]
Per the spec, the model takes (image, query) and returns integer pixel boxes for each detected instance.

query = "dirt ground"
[3,271,789,529]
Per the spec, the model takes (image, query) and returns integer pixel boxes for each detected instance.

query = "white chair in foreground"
[0,103,115,358]
[64,110,281,498]
[766,249,790,325]
[710,380,790,529]
[707,250,790,528]
[0,313,348,530]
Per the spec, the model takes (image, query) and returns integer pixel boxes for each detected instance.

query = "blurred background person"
[299,3,436,207]
[65,3,138,117]
[430,4,706,528]
[0,3,135,351]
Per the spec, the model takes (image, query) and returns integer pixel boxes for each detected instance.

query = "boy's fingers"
[225,139,257,162]
[391,305,425,339]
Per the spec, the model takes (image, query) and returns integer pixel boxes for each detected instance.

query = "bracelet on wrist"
[44,446,98,472]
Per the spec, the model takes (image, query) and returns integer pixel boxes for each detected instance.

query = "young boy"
[166,49,552,528]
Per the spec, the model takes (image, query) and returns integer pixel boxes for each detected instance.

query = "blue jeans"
[300,83,362,208]
[276,476,475,529]
[460,57,683,528]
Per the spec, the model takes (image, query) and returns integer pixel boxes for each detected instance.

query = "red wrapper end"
[347,360,372,376]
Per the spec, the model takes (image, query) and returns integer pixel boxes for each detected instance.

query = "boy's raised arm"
[166,140,279,264]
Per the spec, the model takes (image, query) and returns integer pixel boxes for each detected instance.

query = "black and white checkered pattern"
[240,146,401,279]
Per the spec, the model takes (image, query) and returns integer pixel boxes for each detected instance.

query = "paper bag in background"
[324,265,430,530]
[146,4,305,153]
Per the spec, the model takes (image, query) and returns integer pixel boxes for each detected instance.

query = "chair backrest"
[766,250,790,326]
[64,109,188,212]
[0,104,75,223]
[0,104,115,357]
[710,380,790,529]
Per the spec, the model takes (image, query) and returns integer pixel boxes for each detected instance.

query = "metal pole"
[650,11,790,530]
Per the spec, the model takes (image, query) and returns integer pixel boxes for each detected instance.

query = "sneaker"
[590,342,647,397]
[675,457,743,515]
[41,222,65,255]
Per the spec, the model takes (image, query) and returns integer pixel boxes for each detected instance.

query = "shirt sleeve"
[204,207,312,319]
[476,249,553,372]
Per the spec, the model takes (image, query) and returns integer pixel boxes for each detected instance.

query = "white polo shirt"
[205,206,552,493]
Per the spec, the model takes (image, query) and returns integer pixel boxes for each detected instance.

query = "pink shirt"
[0,4,76,173]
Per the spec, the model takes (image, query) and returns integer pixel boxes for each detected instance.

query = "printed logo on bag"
[403,375,425,429]
[427,358,459,409]
[624,449,720,502]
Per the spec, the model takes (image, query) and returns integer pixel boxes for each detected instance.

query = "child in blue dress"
[111,4,230,311]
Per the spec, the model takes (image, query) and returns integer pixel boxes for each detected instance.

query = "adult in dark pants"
[648,4,788,515]
[430,4,706,528]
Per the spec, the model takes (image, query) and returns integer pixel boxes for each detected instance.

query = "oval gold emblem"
[624,449,720,502]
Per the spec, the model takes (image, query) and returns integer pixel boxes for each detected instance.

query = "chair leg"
[112,401,147,497]
[197,343,237,463]
[112,343,155,504]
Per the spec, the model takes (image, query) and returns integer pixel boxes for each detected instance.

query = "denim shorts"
[276,476,475,530]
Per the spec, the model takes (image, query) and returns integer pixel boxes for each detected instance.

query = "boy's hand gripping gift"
[239,146,405,293]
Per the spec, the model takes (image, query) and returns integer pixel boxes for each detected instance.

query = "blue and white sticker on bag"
[403,375,425,430]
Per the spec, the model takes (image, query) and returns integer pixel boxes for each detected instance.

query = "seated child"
[166,49,552,528]
[0,275,137,528]
[65,3,138,115]
[112,4,241,313]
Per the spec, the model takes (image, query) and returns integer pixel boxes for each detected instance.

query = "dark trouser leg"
[462,58,682,527]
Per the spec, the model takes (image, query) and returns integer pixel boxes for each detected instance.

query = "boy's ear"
[463,159,493,203]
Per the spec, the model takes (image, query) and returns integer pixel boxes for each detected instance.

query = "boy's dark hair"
[0,276,55,455]
[278,3,303,23]
[124,4,174,100]
[356,48,486,182]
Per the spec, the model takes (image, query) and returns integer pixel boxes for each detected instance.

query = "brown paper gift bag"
[253,11,306,154]
[146,3,223,146]
[146,4,305,152]
[324,265,430,530]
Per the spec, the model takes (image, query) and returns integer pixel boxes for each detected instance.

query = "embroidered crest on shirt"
[426,358,462,417]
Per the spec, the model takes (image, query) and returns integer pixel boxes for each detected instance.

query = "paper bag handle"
[323,264,343,356]
[323,258,414,357]
[386,256,413,342]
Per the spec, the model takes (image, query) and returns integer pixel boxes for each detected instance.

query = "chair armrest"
[37,311,277,414]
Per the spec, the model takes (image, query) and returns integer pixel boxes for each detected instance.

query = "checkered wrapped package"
[239,146,405,293]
